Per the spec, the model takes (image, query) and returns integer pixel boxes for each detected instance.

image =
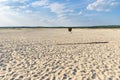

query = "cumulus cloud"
[87,0,119,12]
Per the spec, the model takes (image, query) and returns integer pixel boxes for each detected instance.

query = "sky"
[0,0,120,26]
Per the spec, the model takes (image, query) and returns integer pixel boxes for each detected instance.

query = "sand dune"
[0,28,120,80]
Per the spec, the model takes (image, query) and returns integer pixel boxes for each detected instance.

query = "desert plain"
[0,28,120,80]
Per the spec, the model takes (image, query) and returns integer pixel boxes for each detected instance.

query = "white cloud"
[78,11,82,15]
[0,0,29,12]
[110,2,119,6]
[32,0,49,7]
[25,10,32,13]
[87,0,119,12]
[48,3,66,14]
[0,0,74,26]
[0,0,8,2]
[0,5,10,10]
[0,0,28,3]
[0,0,8,5]
[0,5,12,14]
[31,1,74,25]
[0,3,70,26]
[47,2,73,20]
[0,4,20,26]
[11,0,28,3]
[47,2,74,25]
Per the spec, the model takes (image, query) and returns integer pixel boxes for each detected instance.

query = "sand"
[0,28,120,80]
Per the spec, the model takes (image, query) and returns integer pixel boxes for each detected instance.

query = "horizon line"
[0,25,120,27]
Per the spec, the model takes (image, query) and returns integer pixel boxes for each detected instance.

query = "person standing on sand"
[68,28,72,33]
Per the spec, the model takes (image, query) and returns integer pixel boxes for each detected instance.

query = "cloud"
[25,10,32,13]
[0,3,70,26]
[0,0,29,11]
[47,2,75,25]
[0,0,28,3]
[0,5,12,14]
[32,1,73,16]
[0,0,8,2]
[48,3,66,14]
[31,1,74,25]
[11,0,28,3]
[0,4,21,26]
[87,0,119,12]
[32,0,49,7]
[78,11,82,15]
[0,0,119,26]
[47,3,73,19]
[0,0,73,26]
[110,2,119,6]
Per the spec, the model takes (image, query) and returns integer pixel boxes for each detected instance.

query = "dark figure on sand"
[68,28,72,32]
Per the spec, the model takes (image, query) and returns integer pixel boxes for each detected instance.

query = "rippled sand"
[0,28,120,80]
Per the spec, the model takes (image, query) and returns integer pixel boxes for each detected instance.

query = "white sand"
[0,28,120,80]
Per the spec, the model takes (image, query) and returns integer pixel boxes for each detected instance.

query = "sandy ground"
[0,28,120,80]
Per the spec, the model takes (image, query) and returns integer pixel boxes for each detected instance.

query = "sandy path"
[0,28,120,80]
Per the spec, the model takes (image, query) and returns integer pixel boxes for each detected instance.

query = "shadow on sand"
[57,42,108,45]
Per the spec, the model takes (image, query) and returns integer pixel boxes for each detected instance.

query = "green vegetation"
[0,25,120,29]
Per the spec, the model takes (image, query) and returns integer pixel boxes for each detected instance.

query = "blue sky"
[0,0,120,26]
